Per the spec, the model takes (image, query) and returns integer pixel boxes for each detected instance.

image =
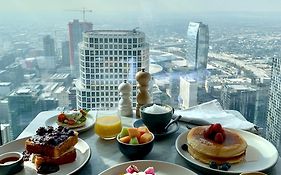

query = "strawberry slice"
[144,167,155,175]
[67,119,76,125]
[57,113,66,122]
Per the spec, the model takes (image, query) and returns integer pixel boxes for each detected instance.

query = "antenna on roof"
[66,8,93,22]
[132,27,140,33]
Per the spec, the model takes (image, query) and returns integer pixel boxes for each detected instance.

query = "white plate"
[99,160,197,175]
[176,129,279,174]
[45,110,96,133]
[0,137,91,175]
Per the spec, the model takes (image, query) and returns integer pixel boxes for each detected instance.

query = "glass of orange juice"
[94,109,122,140]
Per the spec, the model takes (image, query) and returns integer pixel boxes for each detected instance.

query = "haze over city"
[0,0,281,156]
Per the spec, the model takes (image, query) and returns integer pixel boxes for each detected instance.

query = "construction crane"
[66,8,93,22]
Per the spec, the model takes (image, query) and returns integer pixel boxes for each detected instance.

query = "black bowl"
[0,152,24,175]
[117,132,154,160]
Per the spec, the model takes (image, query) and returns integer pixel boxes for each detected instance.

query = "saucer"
[133,119,179,138]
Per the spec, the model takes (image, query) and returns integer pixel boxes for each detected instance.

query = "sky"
[1,0,281,13]
[0,0,280,29]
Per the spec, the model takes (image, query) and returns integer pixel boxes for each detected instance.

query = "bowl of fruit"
[117,127,154,159]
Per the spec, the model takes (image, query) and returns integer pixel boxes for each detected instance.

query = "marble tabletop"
[17,111,281,175]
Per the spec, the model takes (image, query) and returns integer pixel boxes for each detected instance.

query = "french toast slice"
[34,147,77,168]
[25,126,78,157]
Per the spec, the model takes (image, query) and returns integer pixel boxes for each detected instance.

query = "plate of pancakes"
[176,125,278,174]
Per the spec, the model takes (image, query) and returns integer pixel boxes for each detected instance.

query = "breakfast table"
[17,110,281,175]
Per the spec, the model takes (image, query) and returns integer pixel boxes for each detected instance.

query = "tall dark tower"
[68,19,93,77]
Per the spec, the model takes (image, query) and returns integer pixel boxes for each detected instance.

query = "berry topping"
[212,123,223,133]
[36,127,47,136]
[219,163,231,171]
[209,161,218,169]
[181,144,188,151]
[214,132,224,144]
[204,123,225,143]
[126,165,139,173]
[144,167,155,175]
[32,126,76,146]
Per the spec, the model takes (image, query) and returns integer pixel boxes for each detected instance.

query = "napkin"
[176,99,256,130]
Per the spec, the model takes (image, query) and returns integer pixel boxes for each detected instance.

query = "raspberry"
[214,132,224,144]
[203,127,211,139]
[212,123,223,133]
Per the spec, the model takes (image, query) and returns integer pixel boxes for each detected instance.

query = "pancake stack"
[187,124,247,165]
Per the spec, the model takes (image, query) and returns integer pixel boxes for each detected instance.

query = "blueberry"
[36,127,47,136]
[224,162,231,169]
[209,161,218,169]
[181,144,188,151]
[219,163,230,171]
[47,126,54,133]
[68,130,75,136]
[63,127,69,132]
[57,126,64,131]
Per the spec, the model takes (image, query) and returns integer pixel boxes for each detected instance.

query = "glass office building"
[266,57,281,153]
[186,22,209,71]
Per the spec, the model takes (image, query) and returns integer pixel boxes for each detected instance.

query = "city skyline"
[0,2,280,155]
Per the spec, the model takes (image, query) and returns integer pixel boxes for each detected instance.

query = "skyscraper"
[75,30,149,110]
[266,57,281,153]
[220,84,257,122]
[186,22,209,70]
[8,87,41,138]
[179,76,198,109]
[61,41,70,66]
[68,19,93,77]
[43,35,55,56]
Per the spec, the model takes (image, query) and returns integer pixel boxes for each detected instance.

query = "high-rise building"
[179,76,198,109]
[186,22,209,70]
[1,63,24,87]
[0,124,12,145]
[220,85,257,122]
[61,41,70,66]
[76,30,149,110]
[266,57,281,153]
[43,35,55,56]
[68,19,93,77]
[8,87,41,138]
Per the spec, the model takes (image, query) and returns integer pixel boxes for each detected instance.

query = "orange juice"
[94,115,122,139]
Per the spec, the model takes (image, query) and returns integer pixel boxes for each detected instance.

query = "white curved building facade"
[76,30,149,110]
